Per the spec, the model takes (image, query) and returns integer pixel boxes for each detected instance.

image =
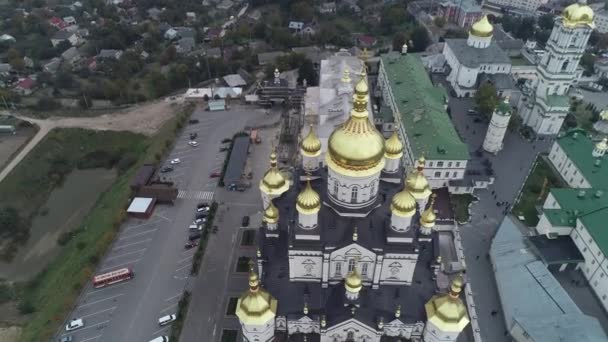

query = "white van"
[149,336,169,342]
[158,314,176,326]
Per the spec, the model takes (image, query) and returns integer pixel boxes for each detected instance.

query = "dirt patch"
[0,326,21,342]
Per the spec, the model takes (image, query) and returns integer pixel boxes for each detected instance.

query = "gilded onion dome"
[562,0,594,28]
[391,188,417,218]
[345,266,363,293]
[420,194,437,229]
[235,266,278,325]
[385,130,404,159]
[326,74,386,177]
[301,124,322,157]
[263,201,279,224]
[260,150,289,195]
[406,157,432,200]
[425,276,470,332]
[296,180,321,214]
[470,15,493,37]
[596,138,608,152]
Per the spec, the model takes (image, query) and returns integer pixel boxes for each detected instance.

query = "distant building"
[257,51,287,65]
[61,46,81,67]
[63,16,77,26]
[48,16,68,29]
[175,37,195,54]
[43,58,61,74]
[594,9,608,33]
[217,0,234,10]
[0,34,15,42]
[51,30,79,47]
[485,0,548,13]
[318,1,336,14]
[97,49,123,60]
[14,77,35,95]
[223,74,247,87]
[437,0,482,28]
[356,35,378,48]
[595,57,608,78]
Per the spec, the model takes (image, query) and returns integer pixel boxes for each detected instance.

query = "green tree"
[392,32,407,52]
[297,59,316,86]
[433,17,446,28]
[145,71,169,98]
[54,71,74,89]
[474,83,499,119]
[515,17,535,41]
[410,26,430,52]
[290,1,314,22]
[580,53,595,76]
[0,207,25,237]
[538,14,554,31]
[380,5,406,35]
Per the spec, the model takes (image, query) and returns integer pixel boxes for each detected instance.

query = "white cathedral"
[235,74,470,342]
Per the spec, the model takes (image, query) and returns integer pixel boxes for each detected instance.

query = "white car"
[170,158,181,165]
[188,141,199,147]
[65,318,84,331]
[158,314,177,326]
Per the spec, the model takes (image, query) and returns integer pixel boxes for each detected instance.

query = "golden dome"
[263,201,279,224]
[260,150,289,195]
[406,157,432,200]
[296,180,321,214]
[562,1,594,28]
[301,124,322,156]
[391,188,417,217]
[425,276,470,332]
[596,138,608,152]
[345,267,362,293]
[470,15,493,37]
[420,194,437,229]
[236,267,278,325]
[326,74,386,177]
[385,130,404,159]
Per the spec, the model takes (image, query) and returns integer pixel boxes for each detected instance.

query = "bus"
[93,268,134,288]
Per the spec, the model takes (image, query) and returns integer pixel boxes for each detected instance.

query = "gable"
[330,243,375,262]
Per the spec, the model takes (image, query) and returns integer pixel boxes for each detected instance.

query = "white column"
[302,154,319,172]
[383,157,400,173]
[322,253,330,288]
[299,211,318,229]
[372,255,383,289]
[391,214,413,232]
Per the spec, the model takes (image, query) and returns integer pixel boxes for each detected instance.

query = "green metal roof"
[496,101,511,116]
[556,129,608,189]
[377,106,394,123]
[549,188,608,256]
[546,94,570,108]
[380,53,469,160]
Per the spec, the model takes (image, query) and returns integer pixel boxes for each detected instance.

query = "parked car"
[60,336,73,342]
[196,212,208,219]
[170,158,181,165]
[189,231,202,241]
[188,141,199,147]
[188,119,199,124]
[194,217,207,225]
[66,318,84,331]
[149,337,169,342]
[160,166,174,173]
[221,138,232,143]
[242,216,250,227]
[467,109,477,115]
[184,241,199,249]
[219,147,229,152]
[158,314,177,326]
[209,171,221,178]
[197,203,210,212]
[190,133,198,140]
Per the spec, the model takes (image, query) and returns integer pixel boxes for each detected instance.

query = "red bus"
[93,268,134,288]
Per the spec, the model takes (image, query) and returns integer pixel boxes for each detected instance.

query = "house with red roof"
[14,77,36,95]
[49,17,68,29]
[356,35,378,48]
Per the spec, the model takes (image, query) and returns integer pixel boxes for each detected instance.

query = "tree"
[538,14,554,31]
[515,17,535,41]
[54,71,74,89]
[145,71,169,98]
[433,17,446,28]
[392,32,406,52]
[0,207,25,237]
[380,5,406,35]
[291,1,314,22]
[580,53,595,76]
[474,83,498,119]
[410,26,430,52]
[298,59,316,86]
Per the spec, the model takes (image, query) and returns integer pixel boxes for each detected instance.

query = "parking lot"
[57,104,274,342]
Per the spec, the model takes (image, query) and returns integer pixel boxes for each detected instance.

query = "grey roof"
[528,235,584,265]
[496,38,524,52]
[52,29,74,40]
[223,74,247,87]
[257,51,287,65]
[175,26,195,39]
[0,63,11,73]
[98,49,123,59]
[223,136,250,185]
[490,216,608,342]
[61,46,80,60]
[445,39,511,68]
[176,37,195,53]
[479,73,514,90]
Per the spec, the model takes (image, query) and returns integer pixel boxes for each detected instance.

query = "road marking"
[212,323,217,336]
[160,302,178,313]
[165,293,182,302]
[151,326,170,336]
[78,294,123,309]
[60,320,110,336]
[124,220,161,232]
[80,306,116,319]
[119,228,158,241]
[174,263,191,273]
[112,238,152,250]
[86,283,127,296]
[105,248,146,261]
[177,254,194,264]
[79,334,102,342]
[177,190,214,201]
[99,258,142,272]
[154,212,171,222]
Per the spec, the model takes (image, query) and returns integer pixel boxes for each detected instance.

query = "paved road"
[58,105,273,342]
[180,113,280,342]
[448,97,553,342]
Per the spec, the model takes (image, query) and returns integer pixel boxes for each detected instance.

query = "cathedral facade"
[236,74,470,342]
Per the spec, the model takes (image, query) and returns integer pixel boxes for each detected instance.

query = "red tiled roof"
[357,35,377,46]
[17,78,35,89]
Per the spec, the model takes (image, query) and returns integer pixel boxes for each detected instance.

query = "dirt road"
[0,99,182,184]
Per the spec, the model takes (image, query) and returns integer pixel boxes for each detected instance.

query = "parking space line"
[99,258,142,272]
[177,254,194,264]
[151,326,170,336]
[79,294,123,309]
[112,238,152,250]
[86,283,127,296]
[105,248,146,261]
[124,220,161,232]
[171,149,196,155]
[165,293,182,302]
[60,320,110,336]
[80,306,117,319]
[160,302,178,313]
[79,334,102,342]
[119,228,158,241]
[174,263,191,273]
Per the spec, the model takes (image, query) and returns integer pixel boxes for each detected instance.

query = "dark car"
[184,241,198,249]
[160,166,174,173]
[221,138,232,143]
[196,212,208,219]
[188,119,199,124]
[242,216,250,227]
[190,132,198,140]
[209,171,221,178]
[188,231,202,241]
[219,147,229,152]
[60,336,73,342]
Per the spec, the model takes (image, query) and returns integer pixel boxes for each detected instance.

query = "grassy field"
[450,194,474,223]
[512,156,565,226]
[16,108,191,342]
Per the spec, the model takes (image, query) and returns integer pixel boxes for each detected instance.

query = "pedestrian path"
[177,190,215,201]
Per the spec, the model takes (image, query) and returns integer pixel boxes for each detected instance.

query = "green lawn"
[512,156,565,226]
[17,108,191,342]
[450,194,474,223]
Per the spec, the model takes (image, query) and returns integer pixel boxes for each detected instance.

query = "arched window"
[561,60,569,72]
[335,262,342,276]
[351,186,358,203]
[333,181,339,196]
[361,263,368,276]
[348,259,355,272]
[347,331,354,341]
[370,181,376,196]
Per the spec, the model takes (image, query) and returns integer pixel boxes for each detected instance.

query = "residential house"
[205,47,222,58]
[63,16,77,26]
[223,74,247,87]
[0,64,11,76]
[77,28,90,38]
[43,58,61,73]
[23,56,34,68]
[48,17,68,29]
[97,49,123,60]
[14,78,35,95]
[299,23,316,36]
[205,28,222,42]
[175,37,195,54]
[186,12,196,22]
[356,35,377,48]
[175,27,195,39]
[147,7,162,20]
[140,51,150,60]
[51,30,79,47]
[164,28,178,40]
[61,46,81,67]
[288,21,304,32]
[248,9,261,21]
[0,34,15,43]
[257,51,287,65]
[318,2,336,14]
[217,0,234,10]
[85,57,97,71]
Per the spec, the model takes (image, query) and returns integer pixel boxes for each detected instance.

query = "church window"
[561,60,569,72]
[370,181,376,196]
[347,331,355,341]
[453,171,458,177]
[455,162,460,167]
[335,262,342,276]
[448,162,452,167]
[437,161,444,167]
[434,171,441,177]
[444,171,449,177]
[351,187,358,203]
[361,263,368,276]
[333,182,339,196]
[348,259,355,272]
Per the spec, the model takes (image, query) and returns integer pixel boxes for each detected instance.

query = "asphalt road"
[57,105,273,342]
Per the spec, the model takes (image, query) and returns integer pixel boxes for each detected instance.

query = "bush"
[0,283,14,304]
[36,97,61,111]
[57,231,74,246]
[18,300,35,314]
[117,154,138,173]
